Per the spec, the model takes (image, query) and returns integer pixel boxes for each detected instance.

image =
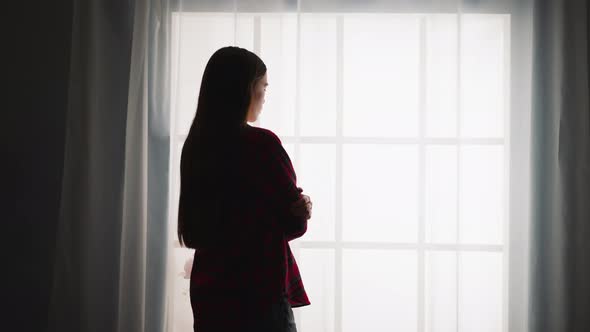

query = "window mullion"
[253,15,261,127]
[418,14,427,332]
[293,3,303,328]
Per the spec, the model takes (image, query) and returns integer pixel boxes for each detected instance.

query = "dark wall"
[5,1,73,331]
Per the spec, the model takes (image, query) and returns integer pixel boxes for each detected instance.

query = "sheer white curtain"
[49,0,590,331]
[48,1,173,332]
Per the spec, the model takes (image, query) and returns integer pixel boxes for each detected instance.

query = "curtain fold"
[48,1,172,331]
[529,0,590,331]
[119,1,173,331]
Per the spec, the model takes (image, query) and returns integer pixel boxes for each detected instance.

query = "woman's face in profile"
[246,73,268,123]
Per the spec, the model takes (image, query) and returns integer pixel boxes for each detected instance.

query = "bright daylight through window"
[169,12,510,332]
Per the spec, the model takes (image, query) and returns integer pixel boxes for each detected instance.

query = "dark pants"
[244,294,297,332]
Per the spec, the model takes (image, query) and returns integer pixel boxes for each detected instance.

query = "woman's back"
[186,124,310,331]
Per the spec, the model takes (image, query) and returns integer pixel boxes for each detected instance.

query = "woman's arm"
[261,130,309,241]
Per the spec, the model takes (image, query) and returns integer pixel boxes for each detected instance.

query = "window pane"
[425,145,458,243]
[426,14,458,137]
[300,15,337,137]
[459,145,504,244]
[343,144,419,242]
[235,14,254,50]
[297,249,335,332]
[343,15,420,137]
[459,252,503,332]
[259,15,297,137]
[460,14,507,138]
[425,251,457,332]
[174,14,236,135]
[343,249,417,332]
[294,144,336,241]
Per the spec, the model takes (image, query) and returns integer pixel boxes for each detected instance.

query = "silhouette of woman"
[178,46,312,332]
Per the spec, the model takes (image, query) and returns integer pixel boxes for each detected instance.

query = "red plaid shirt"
[186,124,310,331]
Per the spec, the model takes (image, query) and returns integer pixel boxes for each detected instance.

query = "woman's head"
[190,46,267,133]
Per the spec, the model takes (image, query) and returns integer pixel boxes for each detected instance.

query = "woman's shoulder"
[243,125,282,146]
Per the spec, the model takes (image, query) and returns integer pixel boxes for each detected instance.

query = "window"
[168,11,511,332]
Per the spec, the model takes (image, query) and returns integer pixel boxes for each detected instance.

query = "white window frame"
[168,6,531,332]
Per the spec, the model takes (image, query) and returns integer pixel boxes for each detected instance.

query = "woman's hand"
[290,192,312,220]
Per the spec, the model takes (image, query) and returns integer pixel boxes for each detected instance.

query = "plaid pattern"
[188,125,310,331]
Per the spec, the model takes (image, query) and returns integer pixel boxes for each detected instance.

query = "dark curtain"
[530,0,590,331]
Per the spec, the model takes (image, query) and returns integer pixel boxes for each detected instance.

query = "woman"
[178,46,313,332]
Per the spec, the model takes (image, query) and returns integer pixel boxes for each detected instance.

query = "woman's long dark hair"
[177,46,267,249]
